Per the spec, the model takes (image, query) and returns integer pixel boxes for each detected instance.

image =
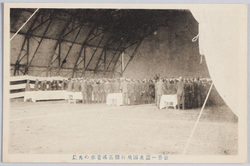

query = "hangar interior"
[8,8,237,156]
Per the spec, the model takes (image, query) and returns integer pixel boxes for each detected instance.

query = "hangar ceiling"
[10,9,191,78]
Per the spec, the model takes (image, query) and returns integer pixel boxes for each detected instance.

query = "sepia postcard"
[2,3,248,163]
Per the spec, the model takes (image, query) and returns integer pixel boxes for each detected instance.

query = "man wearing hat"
[128,79,135,105]
[73,79,81,92]
[155,78,165,108]
[104,79,112,103]
[162,79,167,95]
[172,79,178,94]
[25,79,31,91]
[148,79,155,103]
[34,79,39,91]
[51,79,56,90]
[80,79,87,104]
[196,77,202,107]
[87,80,93,104]
[61,79,66,90]
[134,80,141,105]
[141,79,146,104]
[40,80,46,91]
[177,77,185,110]
[56,80,61,90]
[45,80,52,91]
[113,79,120,93]
[144,79,150,104]
[98,79,105,103]
[192,78,198,108]
[92,80,99,103]
[67,79,73,92]
[187,78,194,109]
[165,79,172,95]
[120,78,129,106]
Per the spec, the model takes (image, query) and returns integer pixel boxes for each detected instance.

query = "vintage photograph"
[3,3,247,163]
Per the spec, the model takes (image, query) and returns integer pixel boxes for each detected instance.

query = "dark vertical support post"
[94,35,113,73]
[58,41,61,67]
[47,16,73,76]
[25,12,55,75]
[74,27,98,76]
[104,42,123,74]
[15,38,27,65]
[121,52,123,76]
[94,49,104,73]
[112,36,135,75]
[60,25,83,70]
[84,33,106,71]
[57,41,61,76]
[112,50,124,73]
[82,46,86,77]
[15,10,40,60]
[71,26,97,78]
[26,37,30,74]
[13,60,19,76]
[72,46,83,78]
[104,52,117,75]
[121,40,143,75]
[14,37,26,75]
[14,10,42,75]
[103,50,106,75]
[83,46,86,69]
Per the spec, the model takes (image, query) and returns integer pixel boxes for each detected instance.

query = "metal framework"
[11,9,166,78]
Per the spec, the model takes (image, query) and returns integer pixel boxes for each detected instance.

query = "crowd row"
[155,77,211,109]
[25,77,211,109]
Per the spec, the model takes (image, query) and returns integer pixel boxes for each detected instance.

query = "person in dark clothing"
[172,79,178,94]
[81,79,88,104]
[196,77,202,107]
[25,79,31,91]
[61,79,66,90]
[92,80,99,103]
[149,79,155,103]
[68,79,74,92]
[104,79,112,102]
[56,80,60,90]
[40,80,46,91]
[154,74,160,82]
[155,78,165,108]
[98,79,105,103]
[46,80,52,91]
[128,79,135,105]
[187,79,194,109]
[73,79,81,92]
[34,79,39,91]
[120,78,129,106]
[135,80,141,105]
[177,77,185,110]
[87,80,93,103]
[192,78,199,108]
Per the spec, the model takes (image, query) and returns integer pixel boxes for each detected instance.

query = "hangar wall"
[123,11,210,79]
[10,32,114,78]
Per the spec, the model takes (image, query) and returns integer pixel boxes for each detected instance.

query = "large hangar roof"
[10,9,192,77]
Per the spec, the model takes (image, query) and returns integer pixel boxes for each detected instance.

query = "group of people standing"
[25,78,156,105]
[25,76,211,109]
[155,77,210,110]
[62,78,155,105]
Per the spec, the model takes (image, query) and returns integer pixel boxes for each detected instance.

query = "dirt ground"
[8,100,238,155]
